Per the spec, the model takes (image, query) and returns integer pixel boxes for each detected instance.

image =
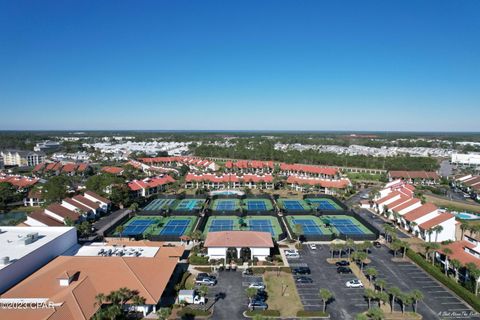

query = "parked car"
[249,282,265,290]
[335,260,350,267]
[373,241,382,248]
[345,279,364,288]
[295,276,313,283]
[178,290,206,305]
[285,250,300,258]
[254,290,268,301]
[292,267,311,275]
[337,267,352,274]
[309,243,317,250]
[197,273,216,280]
[248,300,268,310]
[195,277,217,286]
[242,268,253,276]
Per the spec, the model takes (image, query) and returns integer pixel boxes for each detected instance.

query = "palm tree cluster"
[93,287,146,320]
[363,278,424,316]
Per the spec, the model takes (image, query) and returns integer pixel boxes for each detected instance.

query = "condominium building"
[0,150,46,167]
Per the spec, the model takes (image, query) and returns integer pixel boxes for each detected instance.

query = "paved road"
[355,208,409,239]
[439,160,453,177]
[345,188,372,207]
[210,271,246,320]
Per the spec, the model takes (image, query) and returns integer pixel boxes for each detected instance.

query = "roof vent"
[23,232,39,245]
[58,271,77,287]
[0,257,10,265]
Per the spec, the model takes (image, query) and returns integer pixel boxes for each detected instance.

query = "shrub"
[177,307,211,317]
[407,249,480,312]
[245,309,280,317]
[188,254,209,265]
[179,271,191,290]
[296,310,329,317]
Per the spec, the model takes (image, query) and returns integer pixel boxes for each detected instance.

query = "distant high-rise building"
[33,140,61,152]
[0,150,46,167]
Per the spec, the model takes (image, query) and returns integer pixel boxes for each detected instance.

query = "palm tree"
[434,225,444,242]
[156,307,171,320]
[376,291,389,309]
[390,240,402,258]
[387,286,401,313]
[365,267,378,284]
[400,240,409,259]
[398,292,412,314]
[450,259,462,283]
[364,288,376,309]
[427,228,434,242]
[129,202,139,214]
[366,307,384,320]
[409,221,417,234]
[429,242,441,265]
[115,225,125,238]
[466,263,480,295]
[246,287,258,302]
[353,251,368,270]
[131,295,146,307]
[319,288,333,313]
[460,222,470,240]
[346,238,355,258]
[375,279,387,293]
[94,293,106,307]
[442,247,453,276]
[410,289,424,314]
[294,224,304,240]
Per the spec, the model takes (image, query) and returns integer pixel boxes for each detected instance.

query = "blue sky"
[0,0,479,131]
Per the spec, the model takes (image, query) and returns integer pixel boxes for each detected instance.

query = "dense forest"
[192,141,440,171]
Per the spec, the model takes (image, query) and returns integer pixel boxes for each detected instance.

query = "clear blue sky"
[0,0,479,131]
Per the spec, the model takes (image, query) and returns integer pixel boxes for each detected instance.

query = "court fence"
[303,194,349,212]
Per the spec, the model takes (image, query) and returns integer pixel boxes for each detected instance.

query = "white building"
[204,231,274,262]
[451,153,480,167]
[0,150,46,167]
[0,226,77,293]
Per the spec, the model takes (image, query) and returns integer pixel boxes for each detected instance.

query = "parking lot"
[355,208,409,239]
[288,245,480,320]
[367,246,480,320]
[208,270,264,320]
[288,245,367,319]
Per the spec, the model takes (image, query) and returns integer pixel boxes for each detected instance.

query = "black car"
[254,290,268,301]
[295,276,313,283]
[337,267,352,274]
[292,267,311,275]
[335,260,350,267]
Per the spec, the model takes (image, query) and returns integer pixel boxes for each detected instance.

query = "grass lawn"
[424,194,480,214]
[263,271,303,317]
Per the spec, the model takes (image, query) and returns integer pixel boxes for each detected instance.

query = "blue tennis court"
[209,219,234,232]
[292,218,323,234]
[160,219,191,235]
[329,218,364,234]
[123,219,155,236]
[215,200,236,211]
[283,200,305,211]
[309,199,338,210]
[175,199,203,211]
[249,219,274,234]
[246,200,267,211]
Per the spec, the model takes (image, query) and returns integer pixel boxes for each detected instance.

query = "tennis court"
[116,216,196,238]
[203,215,283,239]
[306,198,342,210]
[286,215,329,235]
[277,198,310,212]
[122,219,156,236]
[143,198,176,211]
[243,198,274,212]
[322,215,373,235]
[173,199,205,212]
[211,199,241,211]
[159,219,191,235]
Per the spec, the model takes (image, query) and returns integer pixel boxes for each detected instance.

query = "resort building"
[279,163,339,179]
[225,160,275,174]
[0,226,77,294]
[0,150,46,167]
[204,231,274,262]
[285,176,351,195]
[128,175,176,198]
[184,173,274,190]
[0,241,184,319]
[388,170,440,185]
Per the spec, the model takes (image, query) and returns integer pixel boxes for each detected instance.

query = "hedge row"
[296,310,329,317]
[252,267,292,275]
[245,310,281,317]
[407,249,480,312]
[177,307,211,317]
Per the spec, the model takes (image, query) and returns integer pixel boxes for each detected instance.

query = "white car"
[345,279,364,288]
[309,244,317,250]
[249,282,266,290]
[284,250,300,258]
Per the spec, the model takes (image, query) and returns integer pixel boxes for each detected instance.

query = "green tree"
[442,247,453,276]
[319,288,333,313]
[246,287,258,302]
[365,267,378,283]
[387,286,401,313]
[409,290,424,314]
[366,307,384,320]
[116,225,125,238]
[43,176,69,204]
[364,288,376,309]
[0,182,20,211]
[374,279,386,293]
[156,307,171,320]
[466,262,480,295]
[450,259,462,283]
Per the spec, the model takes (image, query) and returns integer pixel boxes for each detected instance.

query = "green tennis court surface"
[172,198,206,212]
[305,198,342,210]
[203,215,282,240]
[116,215,197,237]
[143,198,176,211]
[321,215,373,235]
[210,199,242,211]
[242,198,274,211]
[277,198,311,212]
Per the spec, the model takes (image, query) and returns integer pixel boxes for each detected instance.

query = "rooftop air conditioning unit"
[0,257,10,265]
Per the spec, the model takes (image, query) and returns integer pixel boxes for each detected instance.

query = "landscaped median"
[406,249,480,313]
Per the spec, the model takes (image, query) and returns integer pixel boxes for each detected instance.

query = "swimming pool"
[455,212,480,220]
[209,190,245,196]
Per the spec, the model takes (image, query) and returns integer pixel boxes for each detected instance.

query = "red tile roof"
[385,196,411,210]
[185,173,273,184]
[439,241,480,268]
[286,176,350,188]
[375,191,401,205]
[101,166,124,175]
[72,195,101,209]
[128,175,175,191]
[61,163,78,173]
[392,198,421,213]
[403,203,438,222]
[280,163,338,176]
[63,198,92,213]
[204,231,274,248]
[389,171,440,180]
[418,212,455,230]
[0,174,39,188]
[28,210,64,226]
[46,203,79,221]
